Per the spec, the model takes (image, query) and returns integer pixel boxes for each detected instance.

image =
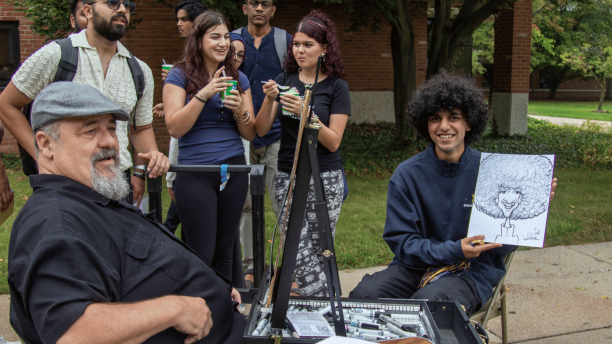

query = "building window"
[0,22,20,88]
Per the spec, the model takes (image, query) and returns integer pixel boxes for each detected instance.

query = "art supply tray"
[243,289,483,344]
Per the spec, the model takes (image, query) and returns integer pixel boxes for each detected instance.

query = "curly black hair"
[174,0,207,22]
[408,70,490,146]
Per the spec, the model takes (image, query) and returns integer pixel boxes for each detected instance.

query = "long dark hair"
[284,10,345,79]
[175,10,243,98]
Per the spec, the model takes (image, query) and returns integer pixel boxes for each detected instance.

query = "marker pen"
[259,323,271,337]
[385,323,416,338]
[318,305,332,315]
[349,308,385,317]
[348,320,383,330]
[285,320,300,338]
[252,313,271,336]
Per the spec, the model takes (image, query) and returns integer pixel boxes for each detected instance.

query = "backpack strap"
[126,53,145,129]
[232,28,243,34]
[53,38,79,82]
[273,27,288,70]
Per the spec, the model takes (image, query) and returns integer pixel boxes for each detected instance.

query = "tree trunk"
[597,86,605,112]
[426,0,511,79]
[426,0,455,78]
[548,76,560,100]
[384,1,417,148]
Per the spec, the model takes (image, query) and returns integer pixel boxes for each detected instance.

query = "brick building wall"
[272,1,397,92]
[492,0,531,94]
[1,0,409,154]
[529,69,605,100]
[0,0,47,154]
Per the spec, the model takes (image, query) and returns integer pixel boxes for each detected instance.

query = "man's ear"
[83,3,93,21]
[242,3,247,15]
[270,5,276,18]
[70,14,76,29]
[36,131,56,160]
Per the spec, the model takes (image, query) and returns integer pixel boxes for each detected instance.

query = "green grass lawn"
[528,100,612,121]
[0,167,610,294]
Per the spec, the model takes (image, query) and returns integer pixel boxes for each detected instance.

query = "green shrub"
[341,118,612,175]
[0,153,23,170]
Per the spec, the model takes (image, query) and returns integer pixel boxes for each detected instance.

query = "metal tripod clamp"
[308,115,321,130]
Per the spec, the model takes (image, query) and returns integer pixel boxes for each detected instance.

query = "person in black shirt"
[256,10,351,297]
[8,82,244,344]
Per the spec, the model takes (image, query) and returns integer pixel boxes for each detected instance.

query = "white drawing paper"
[286,311,334,337]
[467,153,555,247]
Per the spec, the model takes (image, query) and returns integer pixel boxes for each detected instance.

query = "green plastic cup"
[281,91,300,116]
[162,64,173,73]
[220,80,238,100]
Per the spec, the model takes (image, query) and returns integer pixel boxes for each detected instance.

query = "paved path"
[1,242,611,343]
[529,115,611,130]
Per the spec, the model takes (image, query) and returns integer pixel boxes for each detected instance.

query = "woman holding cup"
[163,10,255,283]
[256,10,350,297]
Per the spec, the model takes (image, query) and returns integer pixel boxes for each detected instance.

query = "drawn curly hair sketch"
[474,154,553,244]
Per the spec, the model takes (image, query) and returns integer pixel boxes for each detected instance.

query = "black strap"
[53,38,79,82]
[126,53,145,130]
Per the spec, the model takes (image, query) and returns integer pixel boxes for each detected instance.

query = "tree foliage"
[561,44,612,111]
[532,0,612,99]
[10,0,72,41]
[472,21,554,75]
[472,21,494,75]
[10,0,143,41]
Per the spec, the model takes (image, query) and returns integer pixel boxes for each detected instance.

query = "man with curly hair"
[350,71,557,316]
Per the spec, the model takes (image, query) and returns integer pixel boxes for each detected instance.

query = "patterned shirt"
[12,29,154,171]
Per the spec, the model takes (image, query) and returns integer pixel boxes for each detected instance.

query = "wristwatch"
[134,165,146,172]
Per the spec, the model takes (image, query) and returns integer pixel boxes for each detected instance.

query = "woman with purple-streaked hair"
[256,9,351,297]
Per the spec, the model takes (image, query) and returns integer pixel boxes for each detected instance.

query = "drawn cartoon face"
[496,187,521,218]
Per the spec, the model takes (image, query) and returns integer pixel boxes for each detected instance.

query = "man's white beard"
[91,148,130,201]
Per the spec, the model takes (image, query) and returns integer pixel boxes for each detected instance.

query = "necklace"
[299,68,314,90]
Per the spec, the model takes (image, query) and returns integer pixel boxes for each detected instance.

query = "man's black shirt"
[8,174,245,344]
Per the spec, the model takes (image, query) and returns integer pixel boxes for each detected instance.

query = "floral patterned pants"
[274,169,344,297]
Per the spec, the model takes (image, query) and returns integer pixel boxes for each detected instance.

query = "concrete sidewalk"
[339,242,612,343]
[1,242,611,343]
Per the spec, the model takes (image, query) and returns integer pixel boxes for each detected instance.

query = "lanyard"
[220,164,230,191]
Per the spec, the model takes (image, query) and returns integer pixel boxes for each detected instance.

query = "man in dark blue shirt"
[350,72,557,316]
[234,0,292,286]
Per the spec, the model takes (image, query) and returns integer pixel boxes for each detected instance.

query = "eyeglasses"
[236,53,246,60]
[247,1,272,9]
[88,0,136,14]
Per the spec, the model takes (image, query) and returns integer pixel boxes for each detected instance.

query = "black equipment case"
[242,275,484,344]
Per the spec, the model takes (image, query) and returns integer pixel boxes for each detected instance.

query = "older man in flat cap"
[8,83,245,344]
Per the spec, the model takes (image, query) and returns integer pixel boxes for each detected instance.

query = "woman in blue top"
[164,10,256,282]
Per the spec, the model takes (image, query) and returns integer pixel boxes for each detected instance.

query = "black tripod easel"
[147,164,267,288]
[267,56,346,338]
[268,118,347,338]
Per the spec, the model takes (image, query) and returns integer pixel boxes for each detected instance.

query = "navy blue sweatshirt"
[384,144,517,305]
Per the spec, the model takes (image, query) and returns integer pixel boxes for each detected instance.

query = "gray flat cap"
[31,82,130,130]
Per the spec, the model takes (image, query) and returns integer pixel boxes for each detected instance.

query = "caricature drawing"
[473,154,553,244]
